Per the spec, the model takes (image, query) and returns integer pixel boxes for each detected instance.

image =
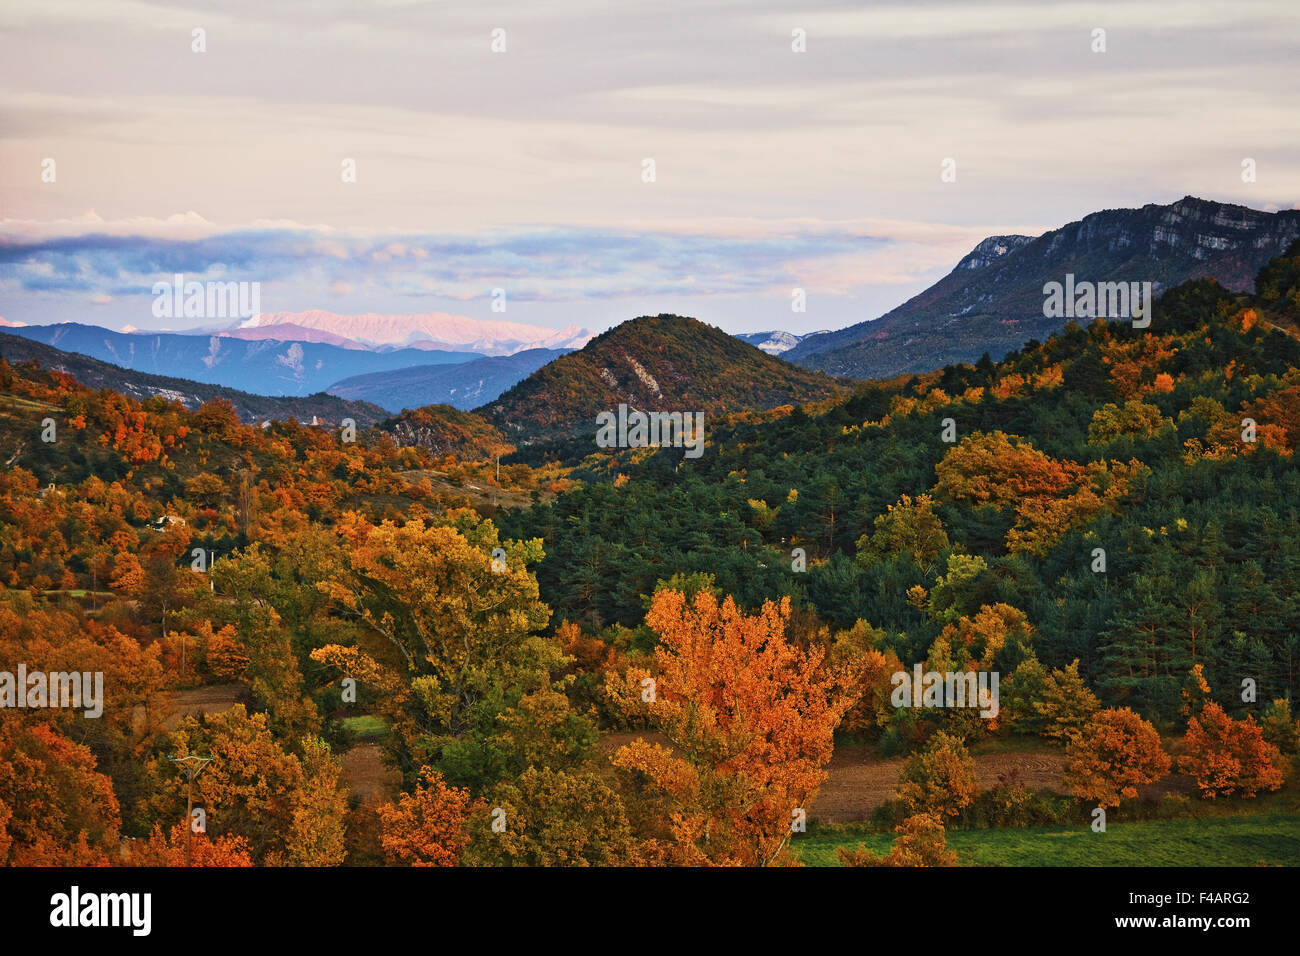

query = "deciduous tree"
[1064,707,1170,807]
[1180,702,1284,799]
[611,589,858,866]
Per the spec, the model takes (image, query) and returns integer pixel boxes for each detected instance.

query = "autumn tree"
[829,621,901,736]
[471,766,640,866]
[287,736,349,866]
[856,494,949,569]
[610,589,858,866]
[312,511,552,782]
[1035,660,1101,742]
[378,767,481,866]
[1180,663,1212,720]
[0,718,121,865]
[896,731,980,820]
[940,602,1035,671]
[934,431,1141,556]
[1064,708,1170,807]
[125,822,253,867]
[211,545,321,742]
[1259,699,1299,754]
[478,684,601,780]
[1088,400,1170,445]
[153,705,305,864]
[108,551,146,595]
[1180,702,1284,799]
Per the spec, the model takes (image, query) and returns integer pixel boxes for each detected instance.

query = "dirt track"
[341,743,402,803]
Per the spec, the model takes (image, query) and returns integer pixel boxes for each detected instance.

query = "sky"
[1,0,1298,337]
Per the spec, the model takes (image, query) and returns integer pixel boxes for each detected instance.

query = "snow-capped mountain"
[734,330,831,355]
[231,310,592,355]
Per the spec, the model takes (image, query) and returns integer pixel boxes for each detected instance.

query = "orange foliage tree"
[153,705,308,865]
[1179,702,1284,799]
[934,431,1141,556]
[0,718,121,865]
[1064,707,1170,807]
[125,822,253,867]
[378,767,482,866]
[610,589,859,866]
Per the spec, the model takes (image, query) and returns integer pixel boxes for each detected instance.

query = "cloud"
[0,218,972,297]
[0,216,1019,332]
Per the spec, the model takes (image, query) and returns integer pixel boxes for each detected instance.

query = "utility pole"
[167,754,213,866]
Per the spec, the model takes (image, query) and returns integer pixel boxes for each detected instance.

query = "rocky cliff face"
[787,197,1300,380]
[956,235,1034,271]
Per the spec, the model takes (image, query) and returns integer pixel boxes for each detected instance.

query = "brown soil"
[341,743,402,803]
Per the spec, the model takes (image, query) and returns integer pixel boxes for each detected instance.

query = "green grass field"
[796,813,1300,867]
[341,715,389,742]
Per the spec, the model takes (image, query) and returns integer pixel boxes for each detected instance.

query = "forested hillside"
[0,331,388,426]
[504,252,1300,727]
[1,247,1297,869]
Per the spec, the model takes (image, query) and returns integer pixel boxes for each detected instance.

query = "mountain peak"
[787,195,1300,380]
[478,313,842,442]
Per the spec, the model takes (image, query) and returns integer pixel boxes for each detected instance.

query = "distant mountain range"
[229,310,592,354]
[1,319,830,415]
[4,324,478,396]
[328,348,571,412]
[478,314,844,443]
[0,331,387,426]
[787,196,1300,380]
